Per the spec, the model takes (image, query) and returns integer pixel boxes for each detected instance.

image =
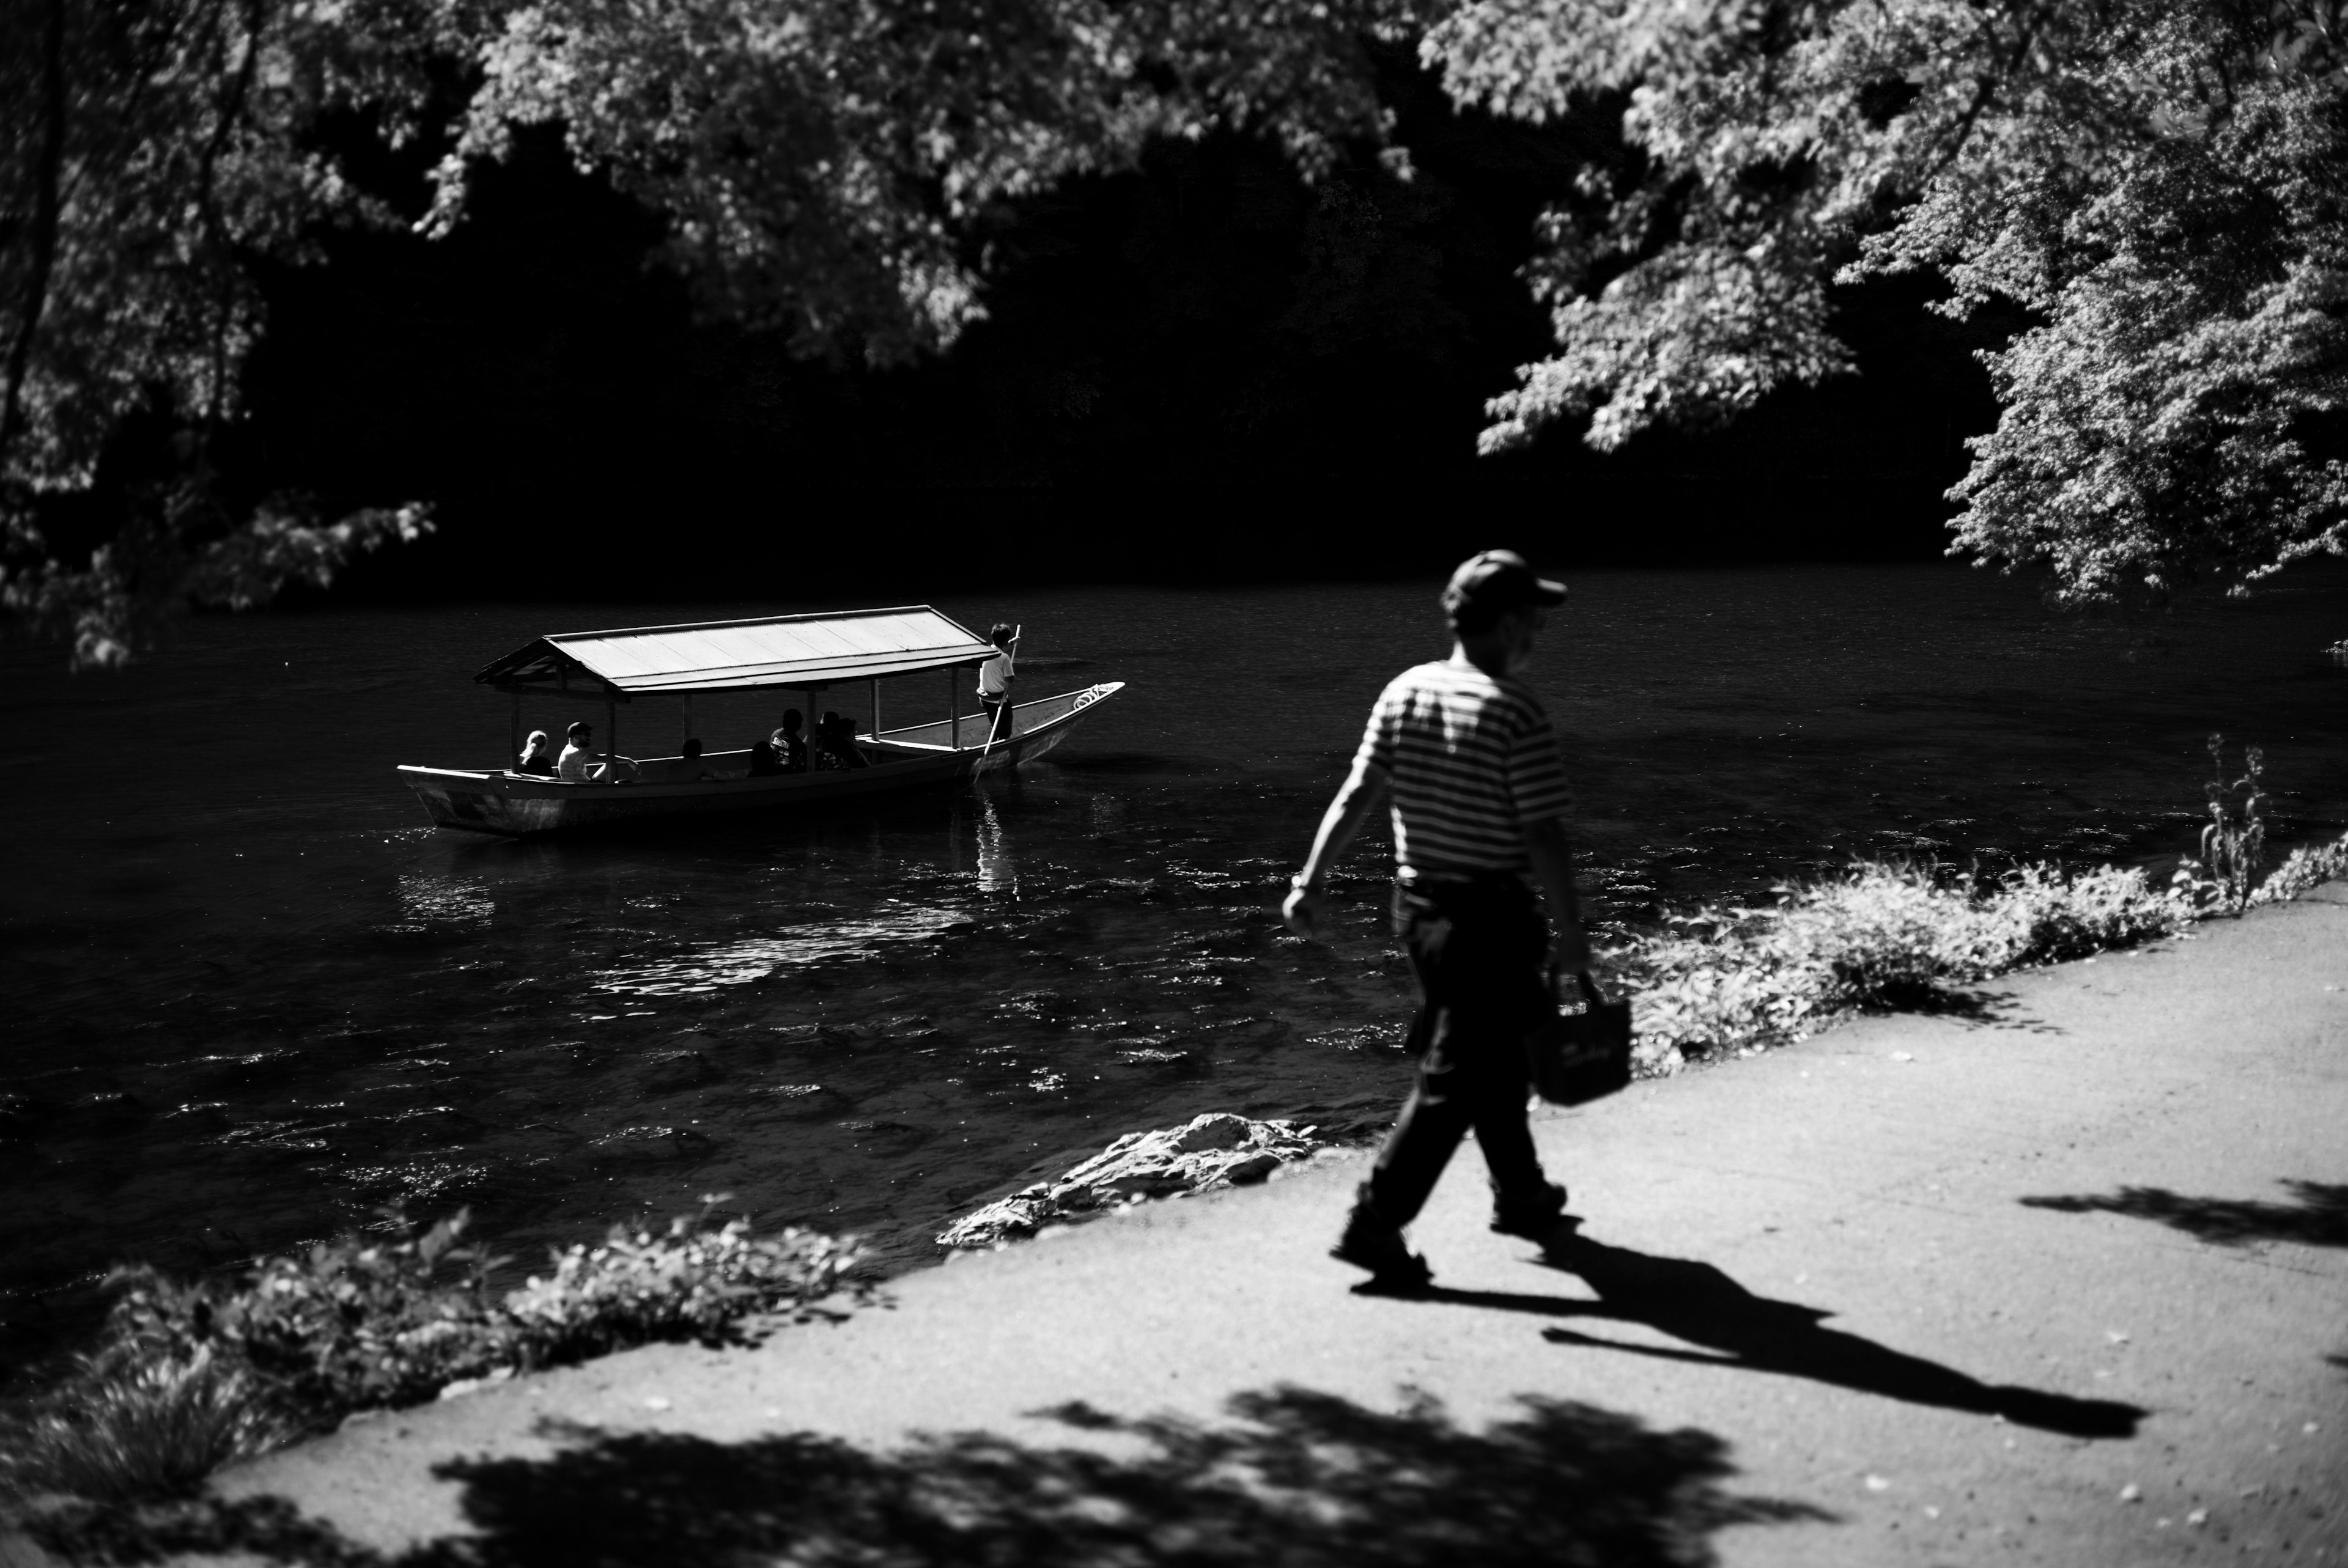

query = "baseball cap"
[1441,549,1567,623]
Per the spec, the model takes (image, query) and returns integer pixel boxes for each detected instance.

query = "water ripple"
[592,904,972,996]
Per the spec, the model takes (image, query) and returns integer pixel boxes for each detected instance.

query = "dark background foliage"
[45,53,2001,605]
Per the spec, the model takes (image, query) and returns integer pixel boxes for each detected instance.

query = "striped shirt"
[1354,660,1574,876]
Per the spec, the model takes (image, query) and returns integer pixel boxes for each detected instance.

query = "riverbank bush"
[2247,830,2348,908]
[0,1204,863,1505]
[0,1349,300,1506]
[1614,859,2195,1069]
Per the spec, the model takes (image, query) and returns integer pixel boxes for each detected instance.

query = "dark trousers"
[979,696,1011,743]
[1362,874,1560,1230]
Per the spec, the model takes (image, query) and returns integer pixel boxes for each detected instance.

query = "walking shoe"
[1489,1182,1570,1240]
[1331,1207,1433,1292]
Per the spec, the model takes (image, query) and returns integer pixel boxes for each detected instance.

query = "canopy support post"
[605,693,618,784]
[509,692,520,770]
[947,668,961,750]
[869,679,879,743]
[681,694,694,749]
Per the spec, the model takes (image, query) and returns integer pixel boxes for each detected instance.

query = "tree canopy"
[1430,0,2348,603]
[0,0,435,664]
[3,0,2343,663]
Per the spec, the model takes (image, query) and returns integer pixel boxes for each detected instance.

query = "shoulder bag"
[1527,968,1633,1105]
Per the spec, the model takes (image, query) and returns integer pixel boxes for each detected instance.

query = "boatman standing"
[977,622,1019,744]
[1282,549,1590,1290]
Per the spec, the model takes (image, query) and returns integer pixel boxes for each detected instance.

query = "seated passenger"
[556,720,638,782]
[815,710,870,770]
[775,710,810,773]
[680,737,717,781]
[516,730,558,776]
[745,738,785,777]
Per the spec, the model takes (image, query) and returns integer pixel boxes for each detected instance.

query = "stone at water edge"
[934,1114,1334,1249]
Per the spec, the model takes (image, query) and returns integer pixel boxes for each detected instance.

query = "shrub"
[0,1202,865,1509]
[1987,863,2196,964]
[504,1208,866,1363]
[100,1213,517,1419]
[1612,858,2193,1066]
[2250,830,2348,907]
[0,1347,299,1503]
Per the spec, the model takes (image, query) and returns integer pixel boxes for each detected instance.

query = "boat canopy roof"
[474,606,999,696]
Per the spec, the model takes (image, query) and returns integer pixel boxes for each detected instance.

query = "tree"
[0,0,440,666]
[422,0,1417,363]
[1425,0,2348,600]
[4,0,1419,663]
[9,0,2344,666]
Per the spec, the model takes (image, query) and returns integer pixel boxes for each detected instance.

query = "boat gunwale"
[400,682,1122,797]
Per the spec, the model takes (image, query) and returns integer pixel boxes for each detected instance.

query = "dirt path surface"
[42,888,2348,1567]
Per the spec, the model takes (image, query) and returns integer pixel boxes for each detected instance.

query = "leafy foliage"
[0,0,442,664]
[10,0,2347,655]
[0,1347,298,1504]
[505,1209,867,1363]
[0,1204,864,1506]
[1,0,1419,662]
[2248,826,2348,902]
[1615,859,2195,1066]
[430,0,1418,364]
[2177,732,2270,911]
[100,1213,517,1418]
[1423,0,2348,599]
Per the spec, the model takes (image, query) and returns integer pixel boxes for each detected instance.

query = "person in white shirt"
[556,720,637,782]
[976,623,1019,744]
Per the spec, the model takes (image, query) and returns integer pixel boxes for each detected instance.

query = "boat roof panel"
[475,606,998,694]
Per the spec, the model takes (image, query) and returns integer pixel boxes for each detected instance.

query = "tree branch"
[1,0,68,473]
[1931,1,2054,181]
[196,0,267,427]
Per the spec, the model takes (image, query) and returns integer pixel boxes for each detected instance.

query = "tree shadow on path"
[31,1385,1828,1567]
[1406,1232,2141,1440]
[2020,1180,2348,1247]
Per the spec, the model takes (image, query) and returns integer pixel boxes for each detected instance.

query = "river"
[3,562,2343,1376]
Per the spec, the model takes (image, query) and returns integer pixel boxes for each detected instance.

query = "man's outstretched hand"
[1282,882,1325,940]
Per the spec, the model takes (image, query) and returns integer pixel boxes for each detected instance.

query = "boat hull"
[401,682,1122,836]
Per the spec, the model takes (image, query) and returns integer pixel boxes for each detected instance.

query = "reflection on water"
[973,792,1017,896]
[396,874,495,926]
[595,905,972,995]
[1,564,2344,1379]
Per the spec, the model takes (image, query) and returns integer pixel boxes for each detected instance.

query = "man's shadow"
[1415,1231,2143,1440]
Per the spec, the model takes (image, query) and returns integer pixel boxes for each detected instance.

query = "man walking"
[1283,550,1590,1289]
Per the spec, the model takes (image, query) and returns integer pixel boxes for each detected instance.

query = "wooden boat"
[397,606,1124,836]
